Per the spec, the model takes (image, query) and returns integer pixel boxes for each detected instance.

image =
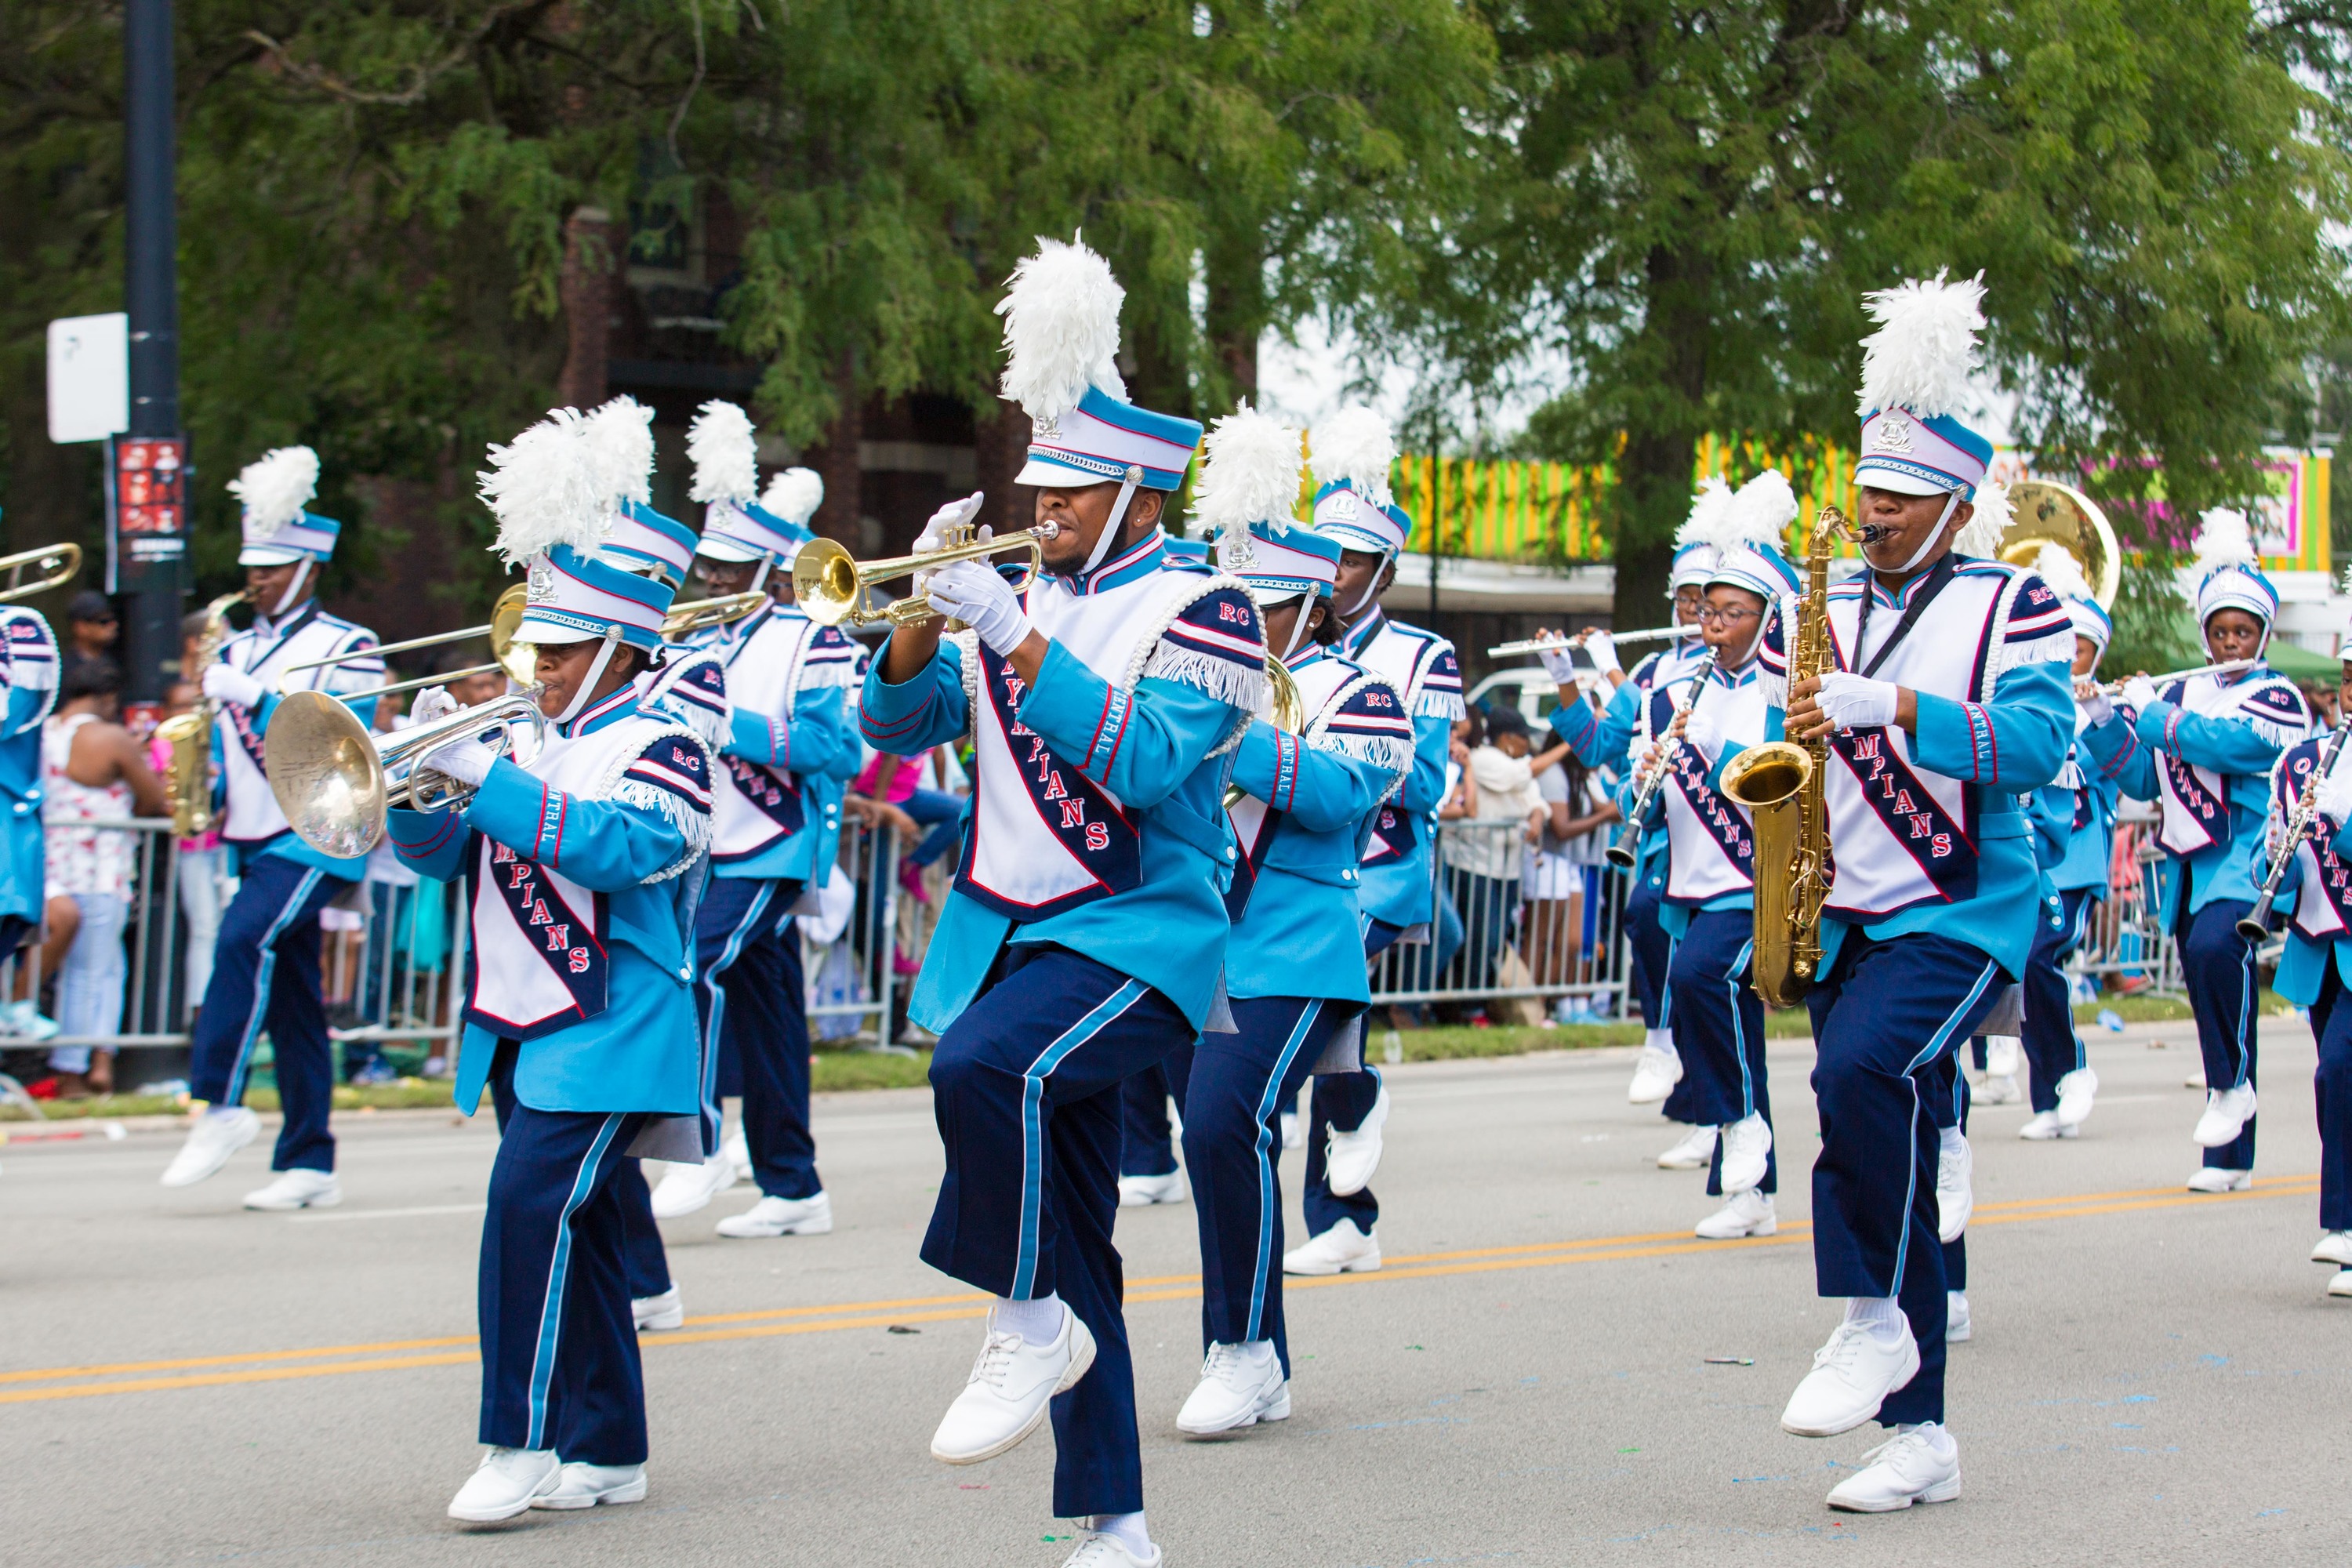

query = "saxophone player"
[1769,275,2074,1512]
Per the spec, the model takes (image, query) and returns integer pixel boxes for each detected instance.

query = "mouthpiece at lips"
[1855,524,1893,543]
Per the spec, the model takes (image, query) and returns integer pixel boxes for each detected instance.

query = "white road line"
[286,1203,487,1224]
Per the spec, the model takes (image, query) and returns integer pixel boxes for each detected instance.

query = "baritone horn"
[794,521,1060,630]
[264,684,550,858]
[1998,481,2118,610]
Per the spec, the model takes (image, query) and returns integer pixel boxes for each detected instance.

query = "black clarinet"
[1606,646,1723,869]
[2240,713,2352,942]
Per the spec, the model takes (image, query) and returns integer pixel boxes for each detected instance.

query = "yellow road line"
[0,1174,2318,1406]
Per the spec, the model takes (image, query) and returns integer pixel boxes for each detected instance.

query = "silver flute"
[1488,624,1701,659]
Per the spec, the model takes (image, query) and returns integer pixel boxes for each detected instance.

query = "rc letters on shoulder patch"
[1162,586,1266,667]
[626,734,715,810]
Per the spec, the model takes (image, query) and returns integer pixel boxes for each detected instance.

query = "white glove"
[2078,687,2114,727]
[1539,643,1580,687]
[202,663,265,710]
[913,492,987,598]
[2119,674,2159,713]
[925,559,1033,655]
[2319,769,2352,824]
[1813,672,1900,731]
[1580,630,1621,677]
[1678,706,1723,763]
[416,736,496,789]
[408,685,459,727]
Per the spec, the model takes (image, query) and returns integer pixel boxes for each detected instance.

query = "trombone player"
[161,446,383,1211]
[1765,276,2072,1512]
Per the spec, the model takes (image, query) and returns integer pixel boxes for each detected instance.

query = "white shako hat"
[230,446,339,564]
[1307,407,1403,555]
[1670,476,1734,591]
[583,396,697,588]
[1704,469,1803,601]
[2030,539,2111,655]
[688,401,817,564]
[1852,271,1996,500]
[2188,506,2278,631]
[1194,404,1325,600]
[480,408,674,654]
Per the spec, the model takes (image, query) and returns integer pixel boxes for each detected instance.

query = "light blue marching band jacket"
[2264,732,2352,1006]
[1752,557,2076,980]
[0,609,58,930]
[212,601,383,879]
[2051,710,2124,898]
[390,684,713,1117]
[859,528,1267,1033]
[2080,666,2310,924]
[1337,610,1462,935]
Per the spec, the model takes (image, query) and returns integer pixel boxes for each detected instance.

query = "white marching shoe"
[723,1124,753,1181]
[242,1167,341,1210]
[1117,1171,1189,1207]
[531,1461,647,1510]
[2187,1167,2252,1193]
[632,1287,684,1331]
[2018,1110,2076,1141]
[1936,1132,1973,1243]
[1694,1189,1776,1240]
[1825,1424,1962,1512]
[930,1304,1096,1465]
[2313,1231,2352,1267]
[1323,1087,1388,1196]
[1975,1073,2022,1105]
[447,1446,561,1522]
[2055,1066,2098,1127]
[1176,1341,1290,1436]
[1279,1110,1302,1150]
[1780,1316,1921,1438]
[1945,1290,1972,1344]
[2184,1067,2207,1090]
[159,1105,259,1188]
[716,1191,833,1237]
[2331,1269,2352,1299]
[2194,1084,2257,1149]
[1060,1531,1163,1567]
[650,1152,736,1219]
[1718,1113,1773,1194]
[1627,1038,1682,1105]
[1983,1034,2022,1078]
[1282,1218,1381,1276]
[1657,1123,1719,1171]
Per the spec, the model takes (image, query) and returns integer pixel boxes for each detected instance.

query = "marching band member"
[2014,543,2118,1140]
[161,446,383,1209]
[1176,408,1411,1435]
[651,405,863,1238]
[1284,406,1464,1279]
[410,412,713,1521]
[1544,480,1727,1140]
[2259,636,2352,1297]
[0,555,60,1043]
[1628,470,1802,1240]
[2082,507,2310,1191]
[859,236,1253,1568]
[1768,274,2072,1511]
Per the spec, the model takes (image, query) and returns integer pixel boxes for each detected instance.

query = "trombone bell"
[0,543,82,604]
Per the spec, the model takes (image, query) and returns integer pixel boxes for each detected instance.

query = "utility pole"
[122,0,184,708]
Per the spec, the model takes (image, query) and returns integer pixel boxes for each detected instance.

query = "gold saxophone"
[1719,506,1851,1006]
[155,591,247,837]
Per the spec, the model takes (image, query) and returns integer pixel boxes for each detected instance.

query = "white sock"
[1643,1028,1676,1057]
[1844,1295,1905,1338]
[1221,1338,1277,1367]
[1939,1126,1967,1160]
[992,1292,1065,1342]
[1894,1420,1956,1457]
[1090,1511,1151,1555]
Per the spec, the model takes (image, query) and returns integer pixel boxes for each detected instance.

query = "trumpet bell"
[489,583,535,684]
[1719,741,1811,809]
[2000,481,2118,610]
[793,538,862,628]
[264,690,390,858]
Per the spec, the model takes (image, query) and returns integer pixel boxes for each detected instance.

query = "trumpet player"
[1175,416,1412,1436]
[2079,507,2312,1191]
[648,402,863,1239]
[1622,471,1802,1240]
[1769,275,2074,1512]
[162,446,383,1210]
[2256,643,2352,1298]
[1541,477,1729,1126]
[411,413,714,1522]
[1286,405,1465,1279]
[858,237,1252,1568]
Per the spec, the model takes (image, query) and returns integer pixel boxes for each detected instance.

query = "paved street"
[3,1018,2343,1567]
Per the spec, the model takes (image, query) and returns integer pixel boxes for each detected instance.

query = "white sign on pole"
[47,314,130,445]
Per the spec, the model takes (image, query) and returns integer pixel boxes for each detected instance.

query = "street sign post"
[47,314,130,445]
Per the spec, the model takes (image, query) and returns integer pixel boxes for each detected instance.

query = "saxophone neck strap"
[1851,551,1962,681]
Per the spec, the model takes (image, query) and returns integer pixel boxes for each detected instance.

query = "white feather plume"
[1308,407,1396,509]
[583,397,655,512]
[228,445,320,531]
[1955,480,2013,559]
[760,466,825,527]
[1857,270,1987,419]
[1676,476,1733,547]
[1193,404,1305,550]
[2031,541,2094,604]
[1724,469,1799,549]
[2191,506,2259,572]
[996,234,1127,422]
[688,400,759,507]
[479,408,608,567]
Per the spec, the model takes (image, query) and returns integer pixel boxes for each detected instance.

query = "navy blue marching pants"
[1303,1062,1381,1239]
[924,942,1189,1519]
[613,1160,671,1299]
[482,1041,652,1465]
[1118,1039,1193,1178]
[2309,960,2352,1232]
[1183,996,1344,1375]
[2020,887,2095,1114]
[700,877,818,1200]
[187,858,350,1174]
[1667,908,1775,1196]
[1624,866,1671,1032]
[1923,1052,1971,1294]
[2180,895,2260,1171]
[1807,932,2007,1428]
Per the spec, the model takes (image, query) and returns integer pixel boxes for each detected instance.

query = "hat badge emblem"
[1868,415,1917,455]
[527,559,557,603]
[1327,492,1359,521]
[1032,413,1062,443]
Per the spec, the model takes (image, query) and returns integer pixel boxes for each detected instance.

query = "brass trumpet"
[264,684,550,858]
[793,522,1059,630]
[0,543,82,603]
